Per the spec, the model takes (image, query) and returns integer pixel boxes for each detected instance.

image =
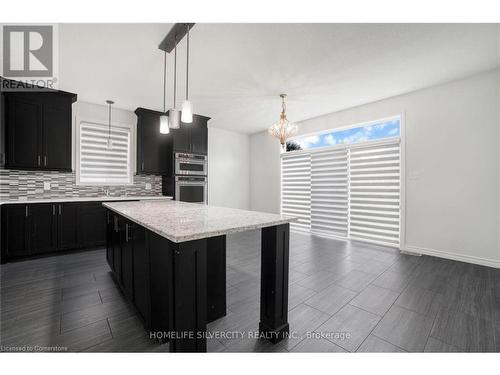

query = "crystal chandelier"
[268,94,298,152]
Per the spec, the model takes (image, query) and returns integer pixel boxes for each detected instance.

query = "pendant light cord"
[186,25,189,101]
[173,37,177,107]
[163,50,167,112]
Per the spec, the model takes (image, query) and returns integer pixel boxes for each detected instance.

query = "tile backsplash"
[0,169,163,201]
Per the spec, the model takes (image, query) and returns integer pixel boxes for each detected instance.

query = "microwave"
[175,152,207,176]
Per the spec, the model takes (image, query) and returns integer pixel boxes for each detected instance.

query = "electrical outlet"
[43,181,51,191]
[145,183,152,190]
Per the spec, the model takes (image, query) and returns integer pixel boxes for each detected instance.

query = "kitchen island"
[102,200,295,352]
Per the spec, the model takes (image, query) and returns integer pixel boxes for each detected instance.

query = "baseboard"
[404,244,500,269]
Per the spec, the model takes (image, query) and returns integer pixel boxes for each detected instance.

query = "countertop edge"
[0,196,173,205]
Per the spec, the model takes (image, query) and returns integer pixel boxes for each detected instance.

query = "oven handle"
[177,182,207,186]
[176,158,207,165]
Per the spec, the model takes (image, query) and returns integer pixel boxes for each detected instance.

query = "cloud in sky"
[289,118,400,152]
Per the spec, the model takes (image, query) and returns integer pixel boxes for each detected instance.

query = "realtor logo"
[3,25,53,77]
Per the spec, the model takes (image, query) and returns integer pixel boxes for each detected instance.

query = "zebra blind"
[281,138,401,247]
[79,122,132,184]
[311,148,349,238]
[349,139,401,246]
[281,153,311,232]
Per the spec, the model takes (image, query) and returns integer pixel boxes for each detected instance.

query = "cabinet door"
[78,203,107,248]
[58,203,78,250]
[31,203,58,255]
[6,94,41,169]
[112,215,122,282]
[42,103,72,170]
[106,211,114,271]
[2,205,30,258]
[133,225,150,325]
[120,220,134,300]
[190,118,208,155]
[172,124,191,153]
[136,110,170,175]
[0,93,5,167]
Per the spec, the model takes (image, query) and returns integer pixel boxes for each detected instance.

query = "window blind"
[311,148,349,238]
[348,139,401,246]
[281,137,401,248]
[79,122,131,184]
[281,153,311,232]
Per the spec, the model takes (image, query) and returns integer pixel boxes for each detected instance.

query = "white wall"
[208,127,250,210]
[250,69,500,267]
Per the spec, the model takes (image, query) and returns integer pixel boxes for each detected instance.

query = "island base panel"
[168,238,208,352]
[207,235,227,322]
[259,224,290,344]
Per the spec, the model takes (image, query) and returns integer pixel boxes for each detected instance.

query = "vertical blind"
[281,153,311,232]
[311,147,349,238]
[281,137,401,247]
[79,122,132,184]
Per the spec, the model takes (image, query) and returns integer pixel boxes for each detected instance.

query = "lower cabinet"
[1,201,107,262]
[105,209,227,336]
[78,202,106,248]
[30,203,58,255]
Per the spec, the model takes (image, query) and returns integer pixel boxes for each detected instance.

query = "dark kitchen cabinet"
[0,92,6,167]
[132,224,150,325]
[120,220,134,300]
[3,89,76,171]
[135,108,171,175]
[5,94,41,169]
[57,203,78,250]
[106,211,115,271]
[112,215,122,282]
[78,202,106,248]
[30,203,58,255]
[172,114,209,155]
[42,104,72,170]
[1,204,30,260]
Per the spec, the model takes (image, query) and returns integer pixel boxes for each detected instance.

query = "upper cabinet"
[2,89,77,171]
[135,108,171,175]
[172,114,209,155]
[136,108,209,176]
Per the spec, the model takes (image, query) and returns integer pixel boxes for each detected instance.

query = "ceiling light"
[160,50,170,134]
[181,25,193,124]
[268,94,298,153]
[106,100,114,149]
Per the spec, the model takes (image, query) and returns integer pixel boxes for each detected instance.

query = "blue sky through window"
[286,118,400,152]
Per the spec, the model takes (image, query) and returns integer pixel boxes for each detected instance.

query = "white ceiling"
[59,23,500,134]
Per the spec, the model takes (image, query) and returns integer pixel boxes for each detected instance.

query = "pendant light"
[168,36,181,129]
[268,94,298,153]
[159,50,170,134]
[106,100,114,149]
[181,25,193,123]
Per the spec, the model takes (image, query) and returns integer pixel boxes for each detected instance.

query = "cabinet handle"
[125,224,129,242]
[114,217,119,232]
[52,205,55,215]
[25,206,28,217]
[59,205,61,215]
[141,162,144,171]
[37,155,41,166]
[44,156,47,166]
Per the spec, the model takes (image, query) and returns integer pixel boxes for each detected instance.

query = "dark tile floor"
[1,230,499,352]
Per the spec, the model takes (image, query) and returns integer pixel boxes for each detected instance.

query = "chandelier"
[268,94,298,152]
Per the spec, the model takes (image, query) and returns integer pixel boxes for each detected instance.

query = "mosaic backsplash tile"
[0,169,163,201]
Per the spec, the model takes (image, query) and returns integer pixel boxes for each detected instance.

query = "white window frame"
[286,114,402,155]
[75,116,136,186]
[280,114,406,250]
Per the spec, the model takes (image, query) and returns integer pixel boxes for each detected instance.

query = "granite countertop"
[103,200,297,243]
[0,196,173,205]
